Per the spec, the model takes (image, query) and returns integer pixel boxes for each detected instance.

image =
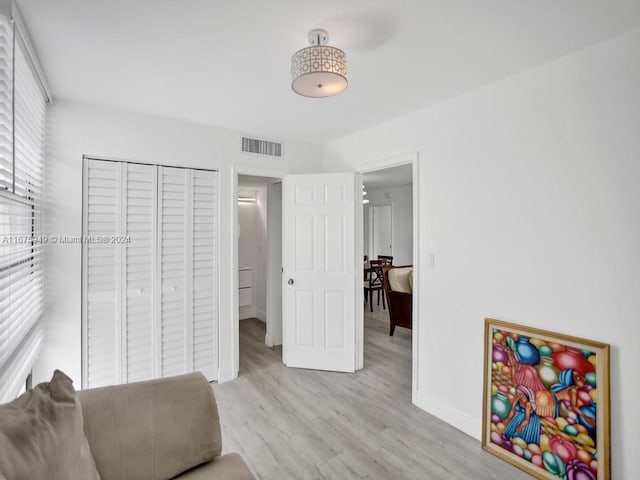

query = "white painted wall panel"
[324,29,640,479]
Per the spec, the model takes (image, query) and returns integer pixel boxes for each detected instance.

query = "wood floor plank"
[213,309,530,479]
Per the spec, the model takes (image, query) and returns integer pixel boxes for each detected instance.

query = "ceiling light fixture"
[291,29,347,98]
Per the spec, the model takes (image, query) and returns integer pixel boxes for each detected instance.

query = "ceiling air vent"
[241,137,282,157]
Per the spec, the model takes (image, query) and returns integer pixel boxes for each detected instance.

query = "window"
[0,3,49,402]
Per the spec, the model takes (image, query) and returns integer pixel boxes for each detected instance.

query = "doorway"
[236,174,283,374]
[359,155,418,401]
[228,158,419,389]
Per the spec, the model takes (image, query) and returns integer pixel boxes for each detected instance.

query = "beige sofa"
[78,372,254,480]
[0,370,254,480]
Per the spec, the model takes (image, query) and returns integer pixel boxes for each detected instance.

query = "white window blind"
[0,8,12,192]
[0,4,48,403]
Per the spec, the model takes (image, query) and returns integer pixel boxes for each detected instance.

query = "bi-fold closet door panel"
[158,166,189,377]
[83,159,121,388]
[123,163,157,383]
[158,167,218,380]
[83,160,157,388]
[191,170,217,380]
[83,159,218,389]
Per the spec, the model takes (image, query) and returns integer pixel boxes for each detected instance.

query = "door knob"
[287,279,294,285]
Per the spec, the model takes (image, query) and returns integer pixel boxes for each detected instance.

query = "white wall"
[324,29,640,479]
[35,99,322,386]
[255,186,268,319]
[238,182,268,320]
[265,182,283,346]
[364,184,413,265]
[363,203,370,260]
[238,197,257,316]
[238,200,257,272]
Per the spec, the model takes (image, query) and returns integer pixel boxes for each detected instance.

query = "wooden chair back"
[368,259,387,287]
[377,255,393,266]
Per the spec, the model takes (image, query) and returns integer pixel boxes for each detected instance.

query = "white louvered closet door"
[123,163,157,383]
[84,161,157,387]
[83,159,121,388]
[84,160,218,388]
[158,167,218,381]
[191,170,218,380]
[158,167,189,377]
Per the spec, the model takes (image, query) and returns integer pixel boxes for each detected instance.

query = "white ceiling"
[18,0,640,143]
[363,164,413,189]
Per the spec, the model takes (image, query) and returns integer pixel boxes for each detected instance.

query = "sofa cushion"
[78,372,221,480]
[0,370,101,480]
[388,267,413,294]
[176,453,254,480]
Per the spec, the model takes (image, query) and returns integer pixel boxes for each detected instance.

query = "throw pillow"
[0,370,101,480]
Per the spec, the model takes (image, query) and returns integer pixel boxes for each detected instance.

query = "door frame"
[356,151,420,404]
[228,165,287,380]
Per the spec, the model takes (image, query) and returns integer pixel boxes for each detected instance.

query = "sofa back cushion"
[78,372,221,480]
[0,370,101,480]
[388,267,413,294]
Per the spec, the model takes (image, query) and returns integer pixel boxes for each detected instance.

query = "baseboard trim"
[217,366,237,384]
[239,305,256,320]
[414,390,481,441]
[256,309,267,322]
[265,333,282,347]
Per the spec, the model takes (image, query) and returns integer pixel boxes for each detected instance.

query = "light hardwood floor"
[213,307,529,480]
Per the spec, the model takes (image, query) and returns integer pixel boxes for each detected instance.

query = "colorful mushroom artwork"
[482,319,610,480]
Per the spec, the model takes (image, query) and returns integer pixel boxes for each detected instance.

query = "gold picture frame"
[482,318,610,479]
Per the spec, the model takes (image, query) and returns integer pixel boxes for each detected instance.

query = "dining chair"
[377,255,393,266]
[364,259,387,312]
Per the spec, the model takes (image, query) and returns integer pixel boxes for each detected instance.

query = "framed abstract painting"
[482,318,610,480]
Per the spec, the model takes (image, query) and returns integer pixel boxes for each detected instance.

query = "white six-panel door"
[282,173,356,373]
[83,159,218,388]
